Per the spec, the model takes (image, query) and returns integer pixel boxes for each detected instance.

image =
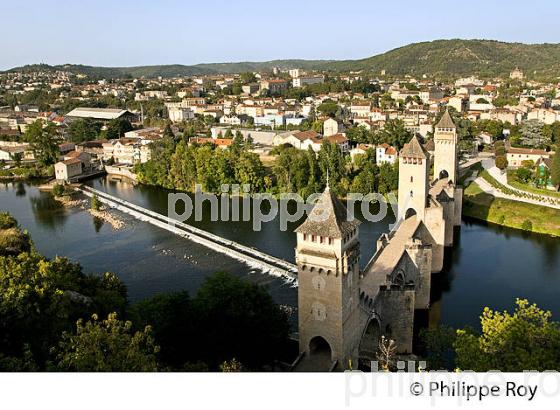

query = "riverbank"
[463,180,560,237]
[0,164,52,181]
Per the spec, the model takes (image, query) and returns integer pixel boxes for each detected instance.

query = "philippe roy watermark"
[167,184,405,231]
[345,361,560,406]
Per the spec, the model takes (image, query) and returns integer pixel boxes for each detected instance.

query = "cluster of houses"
[1,65,559,185]
[52,124,164,182]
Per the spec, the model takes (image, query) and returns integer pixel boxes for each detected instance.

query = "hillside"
[6,40,560,79]
[5,60,332,79]
[328,39,560,77]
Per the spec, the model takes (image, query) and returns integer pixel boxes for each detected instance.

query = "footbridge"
[77,186,298,281]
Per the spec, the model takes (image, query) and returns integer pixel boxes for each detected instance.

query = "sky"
[1,0,560,70]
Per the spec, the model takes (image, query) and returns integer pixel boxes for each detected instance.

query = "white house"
[54,158,83,182]
[168,107,195,123]
[376,143,398,164]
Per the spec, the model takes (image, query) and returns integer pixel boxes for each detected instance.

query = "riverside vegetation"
[0,212,291,371]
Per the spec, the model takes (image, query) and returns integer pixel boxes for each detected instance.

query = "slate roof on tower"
[436,109,456,129]
[400,135,428,159]
[295,186,360,238]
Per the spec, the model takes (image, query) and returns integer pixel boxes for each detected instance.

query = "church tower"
[398,135,430,221]
[433,109,458,184]
[294,184,361,370]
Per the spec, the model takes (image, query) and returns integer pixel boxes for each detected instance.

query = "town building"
[506,147,552,168]
[66,107,135,122]
[259,79,289,94]
[54,158,82,182]
[293,76,325,88]
[167,106,195,123]
[375,143,398,164]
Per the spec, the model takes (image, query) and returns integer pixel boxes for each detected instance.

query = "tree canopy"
[454,299,560,371]
[53,313,159,372]
[24,120,60,166]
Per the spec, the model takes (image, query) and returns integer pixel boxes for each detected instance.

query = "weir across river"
[77,185,298,281]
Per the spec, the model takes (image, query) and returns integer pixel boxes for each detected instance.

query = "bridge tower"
[433,109,458,184]
[295,184,361,370]
[397,135,430,221]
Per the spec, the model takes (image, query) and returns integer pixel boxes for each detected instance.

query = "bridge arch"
[358,318,381,361]
[439,169,449,180]
[309,336,332,358]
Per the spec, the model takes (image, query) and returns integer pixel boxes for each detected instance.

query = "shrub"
[52,184,65,197]
[522,219,533,231]
[495,155,508,170]
[497,215,506,224]
[495,146,506,156]
[516,167,533,183]
[91,194,100,211]
[0,212,17,230]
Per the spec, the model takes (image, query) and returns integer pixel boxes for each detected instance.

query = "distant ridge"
[6,39,560,78]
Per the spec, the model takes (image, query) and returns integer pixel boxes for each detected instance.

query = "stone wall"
[374,285,416,353]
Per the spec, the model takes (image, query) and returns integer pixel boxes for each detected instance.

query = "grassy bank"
[463,181,560,237]
[506,170,560,199]
[0,164,52,181]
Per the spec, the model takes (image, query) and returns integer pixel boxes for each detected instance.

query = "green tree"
[317,142,347,195]
[191,272,289,369]
[454,299,560,371]
[163,123,174,138]
[522,219,533,231]
[551,153,560,189]
[516,167,533,183]
[68,118,101,143]
[106,118,133,139]
[52,183,65,197]
[53,313,159,371]
[495,155,508,170]
[420,325,457,370]
[24,120,60,166]
[0,247,127,369]
[234,151,265,191]
[316,100,340,118]
[131,291,193,368]
[376,119,412,150]
[91,194,100,211]
[239,72,257,84]
[377,162,399,195]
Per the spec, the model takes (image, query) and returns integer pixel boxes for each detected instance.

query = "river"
[1,177,559,329]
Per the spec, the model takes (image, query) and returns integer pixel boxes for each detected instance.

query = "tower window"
[311,235,316,242]
[320,236,324,244]
[410,190,414,198]
[303,234,307,241]
[328,238,333,245]
[410,176,413,183]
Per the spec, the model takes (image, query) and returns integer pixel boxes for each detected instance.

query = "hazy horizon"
[7,38,560,71]
[2,0,559,70]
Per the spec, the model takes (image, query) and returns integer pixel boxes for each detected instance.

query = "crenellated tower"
[295,184,361,370]
[397,135,430,221]
[433,109,458,184]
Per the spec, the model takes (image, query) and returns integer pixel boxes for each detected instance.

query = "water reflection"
[14,182,26,197]
[29,192,68,230]
[93,216,104,233]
